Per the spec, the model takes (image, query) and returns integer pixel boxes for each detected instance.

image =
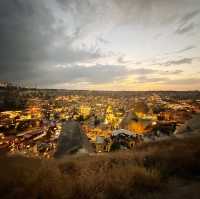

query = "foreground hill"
[0,134,200,199]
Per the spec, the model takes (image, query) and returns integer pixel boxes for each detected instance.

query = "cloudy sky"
[0,0,200,90]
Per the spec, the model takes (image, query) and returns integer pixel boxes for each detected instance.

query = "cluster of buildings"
[0,87,200,157]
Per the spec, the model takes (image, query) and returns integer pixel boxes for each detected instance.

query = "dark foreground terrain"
[0,134,200,199]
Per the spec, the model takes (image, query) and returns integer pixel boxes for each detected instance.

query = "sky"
[0,0,200,91]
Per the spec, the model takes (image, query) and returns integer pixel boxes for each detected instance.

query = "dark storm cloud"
[16,63,182,86]
[0,0,199,87]
[0,0,104,81]
[0,0,53,64]
[31,64,130,85]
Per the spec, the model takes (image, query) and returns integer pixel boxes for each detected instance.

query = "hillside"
[0,134,200,199]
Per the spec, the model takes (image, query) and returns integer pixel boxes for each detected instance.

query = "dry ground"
[0,134,200,199]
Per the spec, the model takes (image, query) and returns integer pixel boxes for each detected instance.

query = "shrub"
[0,136,200,199]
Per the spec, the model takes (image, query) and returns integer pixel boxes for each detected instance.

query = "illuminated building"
[80,105,91,119]
[127,120,151,134]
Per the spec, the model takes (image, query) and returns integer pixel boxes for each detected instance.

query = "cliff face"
[54,121,94,158]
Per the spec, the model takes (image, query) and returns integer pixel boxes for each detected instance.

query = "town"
[0,82,200,158]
